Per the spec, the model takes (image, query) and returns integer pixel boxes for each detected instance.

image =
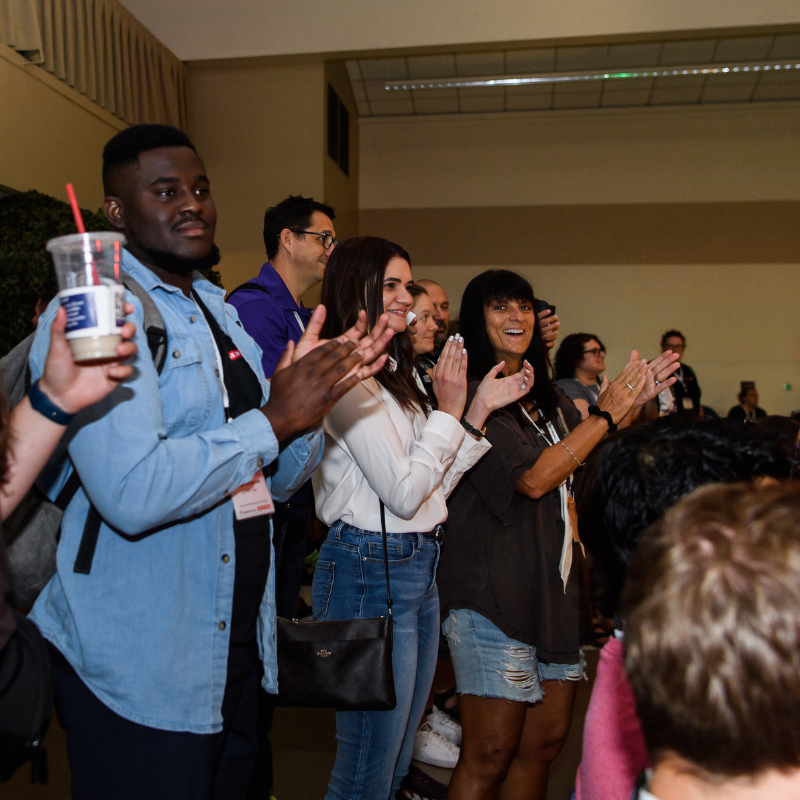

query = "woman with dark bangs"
[437,270,679,800]
[311,240,531,800]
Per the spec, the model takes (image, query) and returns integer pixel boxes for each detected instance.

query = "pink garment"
[575,637,649,800]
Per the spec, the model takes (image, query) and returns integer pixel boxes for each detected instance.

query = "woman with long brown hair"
[311,238,531,800]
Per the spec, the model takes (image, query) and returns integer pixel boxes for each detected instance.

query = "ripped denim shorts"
[442,608,586,704]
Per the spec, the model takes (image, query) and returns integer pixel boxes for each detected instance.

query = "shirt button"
[256,458,264,467]
[222,554,230,563]
[189,315,198,323]
[172,350,181,359]
[218,621,226,631]
[215,369,220,377]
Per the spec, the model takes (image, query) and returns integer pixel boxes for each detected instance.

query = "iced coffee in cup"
[46,232,127,362]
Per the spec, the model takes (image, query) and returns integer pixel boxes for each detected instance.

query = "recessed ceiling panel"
[769,34,800,59]
[407,54,456,79]
[607,42,662,67]
[552,87,602,108]
[369,98,415,116]
[701,84,756,102]
[459,90,506,112]
[660,39,717,65]
[753,80,800,100]
[413,96,460,115]
[713,36,773,61]
[601,89,653,106]
[650,86,704,104]
[505,88,553,110]
[359,58,408,80]
[455,51,505,76]
[556,45,608,71]
[345,61,361,81]
[505,48,556,73]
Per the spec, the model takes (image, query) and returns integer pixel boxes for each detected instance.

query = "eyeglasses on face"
[288,229,338,250]
[582,347,605,356]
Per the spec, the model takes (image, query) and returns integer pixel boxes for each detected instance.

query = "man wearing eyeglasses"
[228,195,337,378]
[228,195,337,800]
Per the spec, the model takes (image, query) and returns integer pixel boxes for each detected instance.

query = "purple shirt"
[227,262,312,379]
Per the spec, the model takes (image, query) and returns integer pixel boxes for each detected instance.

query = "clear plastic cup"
[46,232,127,362]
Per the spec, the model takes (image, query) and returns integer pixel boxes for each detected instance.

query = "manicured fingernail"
[462,348,466,354]
[449,335,454,341]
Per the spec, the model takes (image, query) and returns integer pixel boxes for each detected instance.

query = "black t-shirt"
[193,293,271,683]
[438,385,593,663]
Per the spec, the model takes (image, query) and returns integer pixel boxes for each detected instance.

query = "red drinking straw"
[65,183,100,285]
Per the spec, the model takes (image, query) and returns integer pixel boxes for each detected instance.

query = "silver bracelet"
[558,440,585,468]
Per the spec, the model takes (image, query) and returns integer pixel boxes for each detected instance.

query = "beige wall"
[188,60,326,292]
[119,0,800,61]
[359,102,800,417]
[189,58,359,305]
[0,47,125,209]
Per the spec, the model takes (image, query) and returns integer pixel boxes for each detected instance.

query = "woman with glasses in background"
[554,333,607,420]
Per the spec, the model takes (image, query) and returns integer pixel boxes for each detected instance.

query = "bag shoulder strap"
[120,270,168,375]
[379,501,393,619]
[227,282,272,300]
[71,272,166,575]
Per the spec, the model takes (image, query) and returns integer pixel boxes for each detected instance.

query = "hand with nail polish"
[465,359,534,432]
[431,334,469,420]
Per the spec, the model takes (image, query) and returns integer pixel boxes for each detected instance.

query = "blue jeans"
[312,521,441,800]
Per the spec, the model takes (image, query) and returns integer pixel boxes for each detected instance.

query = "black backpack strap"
[72,506,103,575]
[70,271,168,576]
[227,282,272,300]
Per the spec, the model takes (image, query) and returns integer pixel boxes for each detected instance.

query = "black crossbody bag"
[274,502,396,710]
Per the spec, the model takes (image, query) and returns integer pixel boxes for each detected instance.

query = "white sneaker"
[426,705,462,746]
[412,723,460,769]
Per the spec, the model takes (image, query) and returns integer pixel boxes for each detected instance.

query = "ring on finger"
[625,382,635,391]
[655,379,661,386]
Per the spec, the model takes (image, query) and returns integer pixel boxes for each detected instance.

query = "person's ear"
[104,196,125,231]
[279,228,294,256]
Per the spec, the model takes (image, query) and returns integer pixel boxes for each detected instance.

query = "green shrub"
[0,190,223,356]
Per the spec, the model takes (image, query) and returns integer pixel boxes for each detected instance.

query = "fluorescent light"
[384,60,800,92]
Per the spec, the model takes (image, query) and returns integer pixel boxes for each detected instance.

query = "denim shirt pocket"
[159,332,215,434]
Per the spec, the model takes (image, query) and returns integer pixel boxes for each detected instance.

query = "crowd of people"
[1,122,799,800]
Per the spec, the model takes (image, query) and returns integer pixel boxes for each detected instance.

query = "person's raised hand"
[537,309,560,350]
[279,305,394,382]
[37,304,137,415]
[596,352,647,423]
[261,336,388,443]
[432,335,468,420]
[465,360,533,431]
[633,350,681,408]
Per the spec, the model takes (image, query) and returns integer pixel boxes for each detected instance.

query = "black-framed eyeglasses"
[288,229,338,250]
[582,347,605,356]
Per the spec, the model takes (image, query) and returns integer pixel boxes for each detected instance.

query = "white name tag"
[231,470,274,520]
[682,397,694,410]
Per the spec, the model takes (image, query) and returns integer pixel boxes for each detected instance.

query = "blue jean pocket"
[311,560,334,620]
[364,537,417,564]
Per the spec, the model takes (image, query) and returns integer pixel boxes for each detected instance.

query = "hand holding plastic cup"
[46,232,127,362]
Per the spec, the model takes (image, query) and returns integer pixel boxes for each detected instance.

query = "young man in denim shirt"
[28,125,391,800]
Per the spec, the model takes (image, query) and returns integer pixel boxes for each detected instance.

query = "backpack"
[0,271,168,784]
[1,270,168,608]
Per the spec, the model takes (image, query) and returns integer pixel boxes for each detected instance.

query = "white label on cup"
[60,284,125,339]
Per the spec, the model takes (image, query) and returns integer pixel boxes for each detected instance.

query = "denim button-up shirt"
[28,253,323,734]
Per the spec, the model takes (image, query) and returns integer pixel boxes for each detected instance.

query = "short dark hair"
[458,269,558,419]
[102,124,197,194]
[408,284,428,302]
[660,329,685,348]
[624,483,800,777]
[554,333,606,380]
[576,416,793,614]
[262,195,335,260]
[320,236,428,414]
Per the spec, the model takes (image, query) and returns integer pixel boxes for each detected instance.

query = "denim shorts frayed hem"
[442,608,586,704]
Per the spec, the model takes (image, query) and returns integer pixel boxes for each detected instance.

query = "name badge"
[231,470,274,520]
[682,397,694,410]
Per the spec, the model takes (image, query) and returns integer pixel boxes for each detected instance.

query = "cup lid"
[46,232,127,252]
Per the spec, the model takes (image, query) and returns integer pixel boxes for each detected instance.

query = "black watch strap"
[588,405,617,433]
[460,416,486,440]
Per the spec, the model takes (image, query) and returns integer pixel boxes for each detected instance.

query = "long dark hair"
[320,236,429,413]
[459,269,559,420]
[554,332,606,380]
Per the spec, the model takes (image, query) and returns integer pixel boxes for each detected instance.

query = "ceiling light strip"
[384,59,800,92]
